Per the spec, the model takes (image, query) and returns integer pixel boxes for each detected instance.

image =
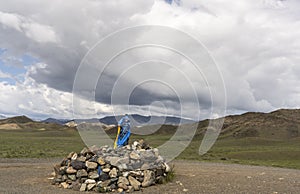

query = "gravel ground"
[0,158,300,194]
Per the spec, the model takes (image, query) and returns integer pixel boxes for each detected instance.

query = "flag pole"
[114,125,121,149]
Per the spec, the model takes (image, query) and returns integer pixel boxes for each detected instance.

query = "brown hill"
[0,115,33,124]
[219,109,300,140]
[133,108,300,141]
[0,115,73,131]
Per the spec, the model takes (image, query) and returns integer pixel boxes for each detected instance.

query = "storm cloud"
[0,0,299,119]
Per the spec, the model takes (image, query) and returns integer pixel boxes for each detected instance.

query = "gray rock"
[71,181,81,191]
[110,183,117,190]
[59,166,66,175]
[128,176,141,191]
[122,172,129,177]
[130,161,142,170]
[100,179,111,188]
[156,176,165,184]
[141,163,150,170]
[87,183,96,191]
[88,171,99,179]
[118,182,128,190]
[88,155,98,163]
[117,163,128,171]
[80,183,87,191]
[118,176,129,185]
[127,185,134,193]
[54,178,62,183]
[54,164,61,175]
[110,177,118,183]
[156,168,164,176]
[71,160,86,170]
[76,169,88,178]
[130,151,140,160]
[140,150,156,161]
[80,178,87,183]
[86,153,92,160]
[99,173,109,181]
[107,156,121,166]
[77,156,86,162]
[62,175,68,182]
[107,156,129,167]
[68,174,76,181]
[60,158,69,167]
[80,147,91,156]
[153,148,159,156]
[142,170,155,187]
[86,161,98,169]
[137,176,144,183]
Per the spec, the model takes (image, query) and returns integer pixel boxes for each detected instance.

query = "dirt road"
[0,158,299,194]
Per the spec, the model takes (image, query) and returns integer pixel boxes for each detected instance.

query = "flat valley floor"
[0,158,300,194]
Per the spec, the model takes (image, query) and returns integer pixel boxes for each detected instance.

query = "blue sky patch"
[0,48,39,85]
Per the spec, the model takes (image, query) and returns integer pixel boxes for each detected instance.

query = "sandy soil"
[0,158,300,194]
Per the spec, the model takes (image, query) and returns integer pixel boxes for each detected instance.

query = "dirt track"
[0,158,300,194]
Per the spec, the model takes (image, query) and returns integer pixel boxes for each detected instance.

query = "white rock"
[109,168,118,178]
[102,168,110,173]
[164,163,171,172]
[85,179,96,184]
[80,183,86,191]
[60,182,69,189]
[71,153,78,160]
[133,141,139,146]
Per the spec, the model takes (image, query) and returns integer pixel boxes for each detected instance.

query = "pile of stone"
[51,140,171,193]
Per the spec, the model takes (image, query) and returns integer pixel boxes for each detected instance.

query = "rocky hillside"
[207,109,300,140]
[137,109,300,140]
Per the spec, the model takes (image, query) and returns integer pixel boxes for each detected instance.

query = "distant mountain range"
[41,114,195,126]
[99,114,195,126]
[42,118,70,125]
[1,109,300,141]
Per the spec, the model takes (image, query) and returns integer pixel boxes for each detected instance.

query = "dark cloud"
[0,0,300,119]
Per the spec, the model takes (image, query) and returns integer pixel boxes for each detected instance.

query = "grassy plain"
[1,128,300,169]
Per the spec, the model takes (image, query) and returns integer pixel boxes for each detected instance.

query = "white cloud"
[0,11,58,43]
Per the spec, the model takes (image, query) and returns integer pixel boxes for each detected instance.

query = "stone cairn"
[52,140,171,193]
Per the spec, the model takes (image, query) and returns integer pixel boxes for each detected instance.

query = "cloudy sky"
[0,0,299,120]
